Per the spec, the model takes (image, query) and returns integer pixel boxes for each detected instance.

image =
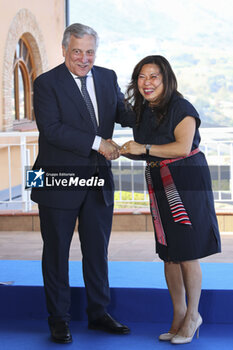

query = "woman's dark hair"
[125,55,182,125]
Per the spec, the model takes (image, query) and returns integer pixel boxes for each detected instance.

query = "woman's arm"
[120,116,196,159]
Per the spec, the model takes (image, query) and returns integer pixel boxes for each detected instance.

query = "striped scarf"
[146,148,200,246]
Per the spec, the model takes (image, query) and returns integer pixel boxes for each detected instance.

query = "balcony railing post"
[26,148,32,211]
[230,143,233,201]
[7,145,12,202]
[20,135,27,211]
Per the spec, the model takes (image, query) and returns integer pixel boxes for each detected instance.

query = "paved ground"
[0,230,232,262]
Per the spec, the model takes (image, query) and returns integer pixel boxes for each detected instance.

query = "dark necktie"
[77,76,98,132]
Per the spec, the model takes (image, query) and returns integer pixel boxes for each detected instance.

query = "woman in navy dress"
[121,55,221,344]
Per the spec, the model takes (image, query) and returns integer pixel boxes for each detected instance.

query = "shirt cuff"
[92,135,102,151]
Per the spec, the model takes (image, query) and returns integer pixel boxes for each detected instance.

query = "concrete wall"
[0,210,232,232]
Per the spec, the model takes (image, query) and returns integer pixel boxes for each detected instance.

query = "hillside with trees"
[70,0,233,127]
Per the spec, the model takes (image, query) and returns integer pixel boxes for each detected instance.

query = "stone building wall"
[0,0,65,131]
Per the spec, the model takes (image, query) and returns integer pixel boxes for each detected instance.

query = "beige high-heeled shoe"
[171,314,203,344]
[159,332,176,341]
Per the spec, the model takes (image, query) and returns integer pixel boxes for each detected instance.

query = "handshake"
[98,138,122,160]
[98,138,142,161]
[97,138,129,161]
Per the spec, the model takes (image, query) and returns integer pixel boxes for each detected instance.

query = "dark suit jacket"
[31,63,134,209]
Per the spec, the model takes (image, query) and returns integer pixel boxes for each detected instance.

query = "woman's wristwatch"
[145,144,152,155]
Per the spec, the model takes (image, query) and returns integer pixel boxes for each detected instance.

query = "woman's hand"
[120,141,145,155]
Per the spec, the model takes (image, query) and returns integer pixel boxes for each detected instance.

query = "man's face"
[62,34,96,77]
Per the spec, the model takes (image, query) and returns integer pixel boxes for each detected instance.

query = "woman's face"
[137,63,164,104]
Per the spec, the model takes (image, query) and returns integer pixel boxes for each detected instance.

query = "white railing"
[0,131,38,211]
[1,130,233,211]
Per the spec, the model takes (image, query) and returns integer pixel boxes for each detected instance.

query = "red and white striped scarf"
[146,148,200,246]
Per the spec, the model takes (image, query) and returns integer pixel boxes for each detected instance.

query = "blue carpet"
[1,260,233,289]
[1,261,233,324]
[1,261,233,349]
[0,320,233,350]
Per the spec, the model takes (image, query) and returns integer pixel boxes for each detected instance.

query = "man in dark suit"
[31,23,134,344]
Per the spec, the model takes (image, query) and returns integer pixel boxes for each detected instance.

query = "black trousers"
[38,189,113,324]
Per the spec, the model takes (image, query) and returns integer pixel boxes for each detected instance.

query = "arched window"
[13,37,36,122]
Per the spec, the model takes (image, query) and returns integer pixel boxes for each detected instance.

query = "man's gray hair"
[62,23,99,50]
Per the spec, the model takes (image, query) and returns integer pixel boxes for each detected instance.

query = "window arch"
[13,37,36,122]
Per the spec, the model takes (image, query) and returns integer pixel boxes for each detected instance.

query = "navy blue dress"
[133,93,221,261]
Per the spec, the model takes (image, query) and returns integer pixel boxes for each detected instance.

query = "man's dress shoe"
[88,313,130,334]
[50,321,72,343]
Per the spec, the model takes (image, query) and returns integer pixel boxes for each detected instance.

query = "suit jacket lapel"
[57,63,95,130]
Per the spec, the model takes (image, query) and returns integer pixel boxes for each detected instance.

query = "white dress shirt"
[70,70,101,151]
